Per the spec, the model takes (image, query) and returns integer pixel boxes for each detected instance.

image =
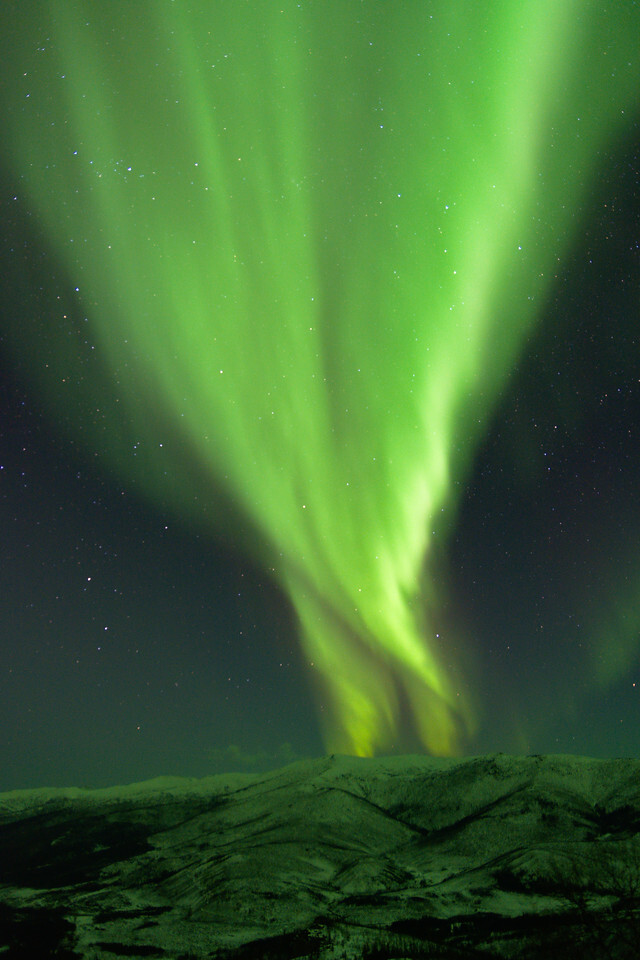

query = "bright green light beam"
[3,2,638,755]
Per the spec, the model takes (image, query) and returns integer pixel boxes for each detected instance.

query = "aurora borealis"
[1,2,640,783]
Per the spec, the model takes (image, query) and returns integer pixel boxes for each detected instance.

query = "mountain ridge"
[1,753,639,958]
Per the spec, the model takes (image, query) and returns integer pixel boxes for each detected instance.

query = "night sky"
[1,3,640,790]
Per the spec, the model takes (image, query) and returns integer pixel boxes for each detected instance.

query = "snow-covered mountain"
[1,753,639,958]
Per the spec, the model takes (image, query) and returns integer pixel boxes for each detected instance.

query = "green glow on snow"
[3,2,638,755]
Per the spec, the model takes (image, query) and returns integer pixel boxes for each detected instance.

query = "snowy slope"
[1,753,639,958]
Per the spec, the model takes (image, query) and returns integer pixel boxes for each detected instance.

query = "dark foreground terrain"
[1,753,640,958]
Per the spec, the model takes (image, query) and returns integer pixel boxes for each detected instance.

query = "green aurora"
[3,2,639,756]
